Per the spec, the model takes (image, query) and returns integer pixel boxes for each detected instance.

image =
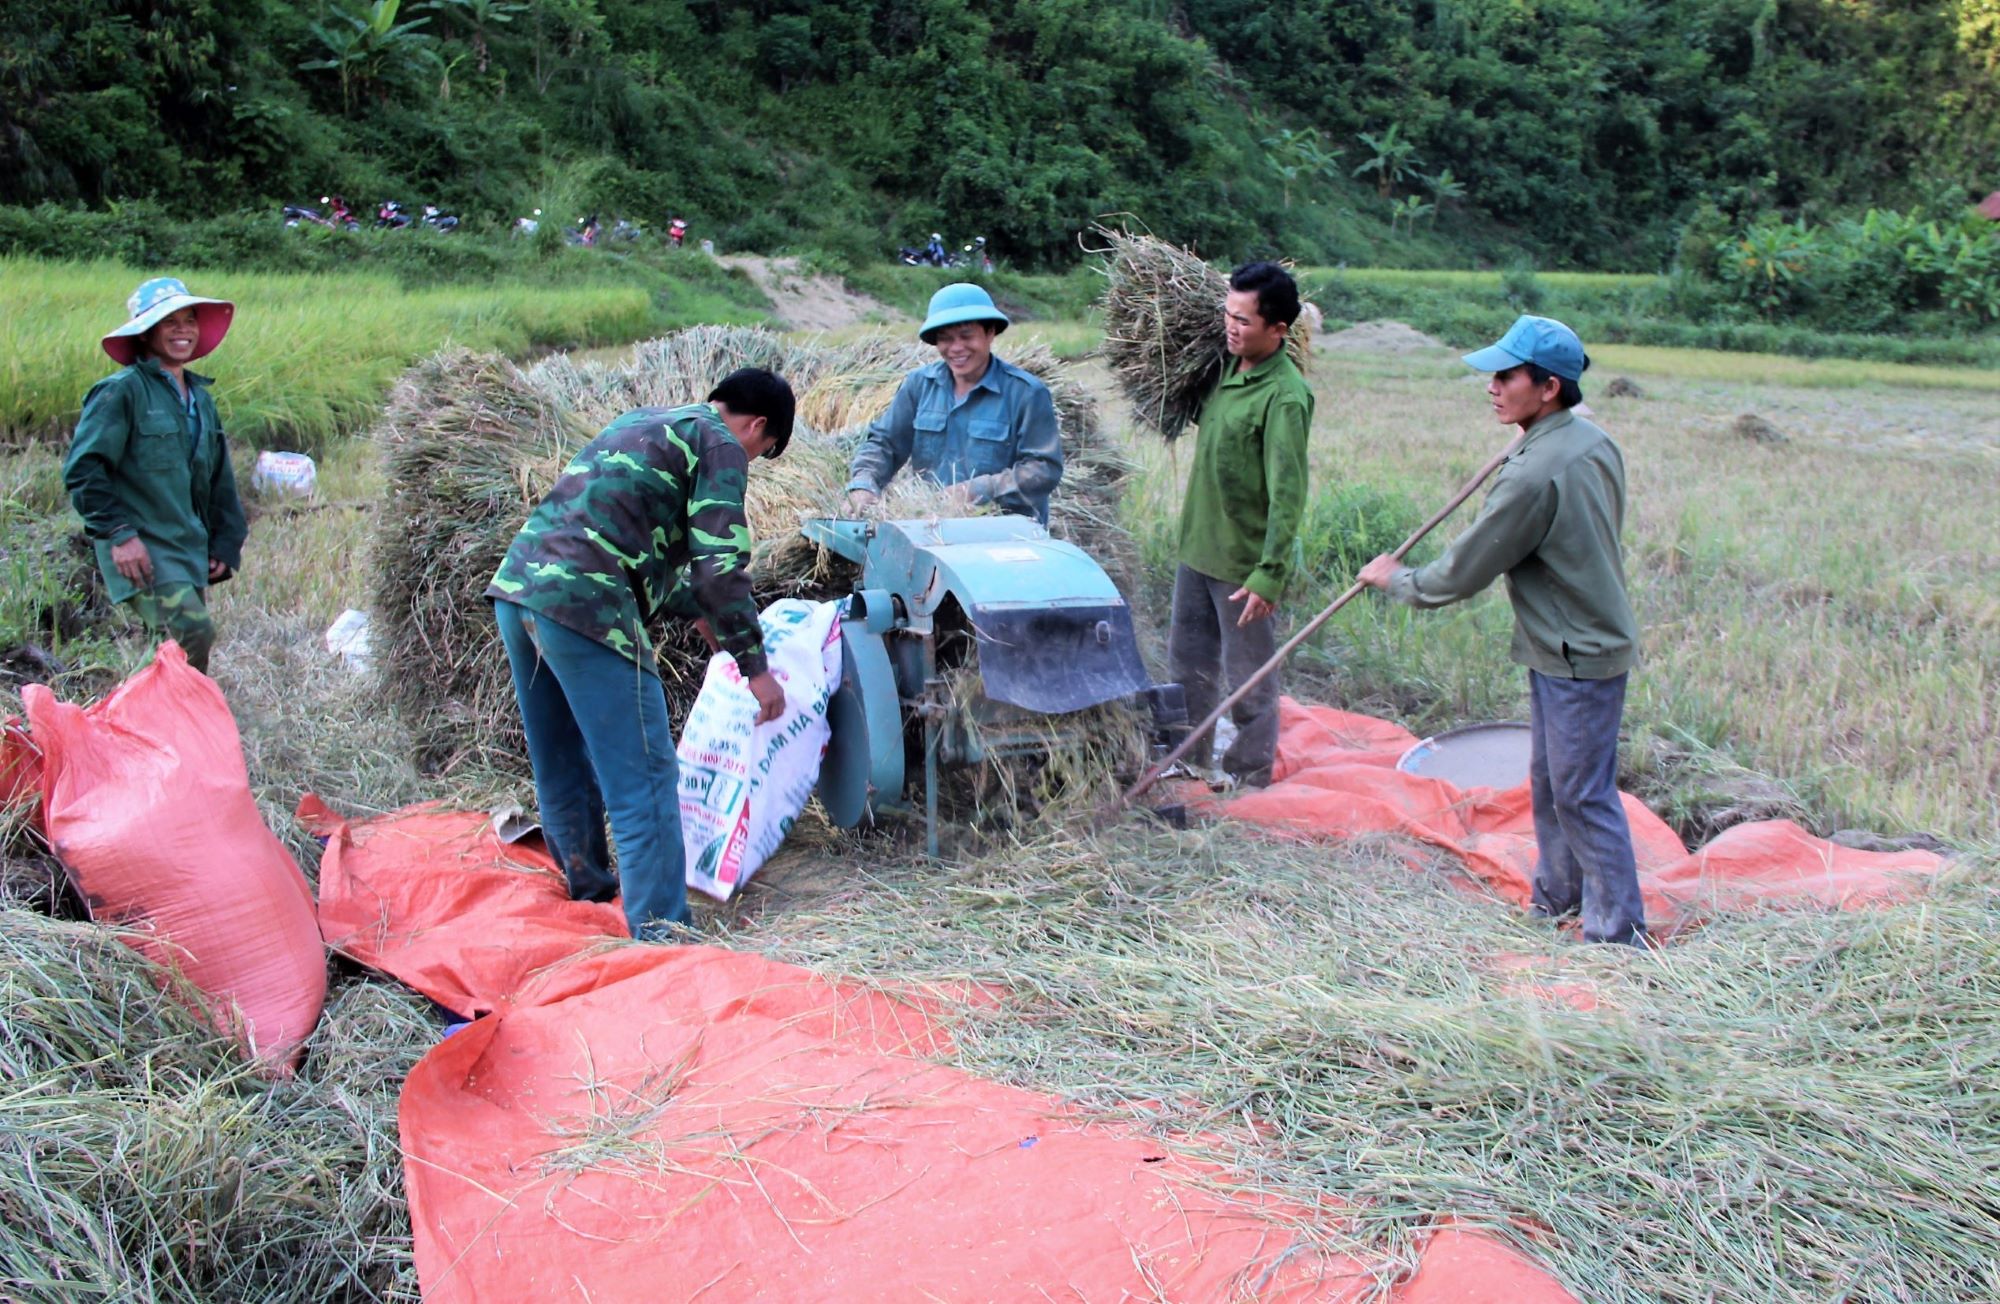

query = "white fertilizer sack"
[678,598,844,900]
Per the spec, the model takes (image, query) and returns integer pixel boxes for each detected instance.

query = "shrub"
[1695,207,2000,329]
[1500,264,1544,314]
[1297,481,1430,590]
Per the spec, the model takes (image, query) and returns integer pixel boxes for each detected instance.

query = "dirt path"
[718,254,903,332]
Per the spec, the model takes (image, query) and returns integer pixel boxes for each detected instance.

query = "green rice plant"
[1295,480,1430,583]
[1590,343,2000,391]
[0,257,659,454]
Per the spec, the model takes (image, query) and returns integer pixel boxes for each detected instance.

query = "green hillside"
[4,0,1997,269]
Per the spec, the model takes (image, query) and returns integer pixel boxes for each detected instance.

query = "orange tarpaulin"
[0,718,38,813]
[302,699,1943,1301]
[306,799,1578,1302]
[1226,699,1947,931]
[303,795,629,1018]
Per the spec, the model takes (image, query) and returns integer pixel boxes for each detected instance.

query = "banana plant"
[1728,218,1819,316]
[1426,168,1466,204]
[1352,123,1420,198]
[301,0,439,109]
[426,0,525,74]
[1388,193,1436,234]
[1942,237,2000,320]
[1260,126,1343,209]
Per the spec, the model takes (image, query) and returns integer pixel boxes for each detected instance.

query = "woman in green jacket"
[64,278,248,674]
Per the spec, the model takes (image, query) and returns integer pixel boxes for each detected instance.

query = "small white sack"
[678,598,844,900]
[323,608,372,672]
[251,451,317,497]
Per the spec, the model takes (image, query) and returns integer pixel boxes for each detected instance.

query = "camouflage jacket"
[486,404,766,678]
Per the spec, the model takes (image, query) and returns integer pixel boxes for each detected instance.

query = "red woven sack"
[22,642,325,1070]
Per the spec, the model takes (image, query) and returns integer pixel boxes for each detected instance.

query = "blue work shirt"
[845,356,1064,523]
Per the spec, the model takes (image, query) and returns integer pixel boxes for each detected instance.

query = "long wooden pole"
[1108,432,1524,815]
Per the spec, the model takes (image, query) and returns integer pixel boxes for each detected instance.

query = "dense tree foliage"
[1189,0,2000,262]
[3,0,1995,267]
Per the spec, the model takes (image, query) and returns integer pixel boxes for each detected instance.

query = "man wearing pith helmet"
[1358,315,1647,948]
[845,283,1064,523]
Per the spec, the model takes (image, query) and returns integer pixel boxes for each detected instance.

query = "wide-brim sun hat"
[101,277,235,366]
[919,283,1009,344]
[1462,313,1589,382]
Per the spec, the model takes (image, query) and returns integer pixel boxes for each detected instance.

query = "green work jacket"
[1388,409,1638,679]
[1177,349,1314,602]
[63,359,247,605]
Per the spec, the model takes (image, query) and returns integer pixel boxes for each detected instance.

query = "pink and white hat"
[101,277,234,366]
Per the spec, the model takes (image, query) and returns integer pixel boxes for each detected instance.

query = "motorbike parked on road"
[898,234,961,268]
[282,195,361,231]
[421,204,461,233]
[669,218,688,249]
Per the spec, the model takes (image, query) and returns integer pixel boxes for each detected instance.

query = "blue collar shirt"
[845,355,1065,523]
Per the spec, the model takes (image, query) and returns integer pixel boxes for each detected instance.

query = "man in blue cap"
[1357,315,1647,947]
[845,284,1063,523]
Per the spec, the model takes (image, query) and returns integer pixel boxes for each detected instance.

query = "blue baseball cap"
[919,283,1009,343]
[1462,315,1589,381]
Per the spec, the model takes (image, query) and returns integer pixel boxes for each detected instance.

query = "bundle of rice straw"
[370,327,1128,775]
[1095,227,1312,441]
[0,905,424,1299]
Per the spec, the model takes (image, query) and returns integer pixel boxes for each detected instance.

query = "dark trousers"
[1167,564,1279,784]
[494,600,689,940]
[1528,669,1647,946]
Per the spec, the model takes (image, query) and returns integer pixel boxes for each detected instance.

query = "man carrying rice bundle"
[1169,261,1314,790]
[1358,316,1647,948]
[845,283,1064,523]
[486,368,794,941]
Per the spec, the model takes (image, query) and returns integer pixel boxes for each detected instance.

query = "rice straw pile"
[0,904,429,1301]
[737,821,2000,1304]
[933,666,1153,834]
[1095,227,1313,441]
[370,327,1129,774]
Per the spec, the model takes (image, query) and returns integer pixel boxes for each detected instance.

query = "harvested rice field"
[2,248,1996,1300]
